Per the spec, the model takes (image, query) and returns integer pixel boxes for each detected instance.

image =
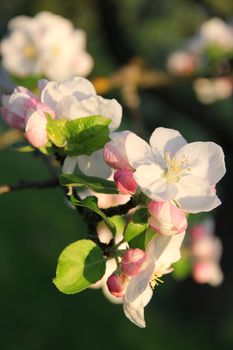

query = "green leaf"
[172,256,192,281]
[128,227,157,251]
[11,143,34,153]
[124,207,149,242]
[60,173,118,194]
[63,115,111,156]
[71,196,116,235]
[47,117,67,147]
[53,239,106,294]
[46,115,111,156]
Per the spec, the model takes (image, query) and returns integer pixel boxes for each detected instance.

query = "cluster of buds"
[166,17,233,104]
[107,249,146,297]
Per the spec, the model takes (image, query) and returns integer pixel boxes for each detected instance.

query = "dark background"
[0,1,233,349]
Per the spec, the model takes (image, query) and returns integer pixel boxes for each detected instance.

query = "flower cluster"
[0,74,226,328]
[190,219,223,286]
[166,17,233,103]
[0,12,93,80]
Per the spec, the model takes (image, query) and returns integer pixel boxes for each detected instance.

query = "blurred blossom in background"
[0,1,233,350]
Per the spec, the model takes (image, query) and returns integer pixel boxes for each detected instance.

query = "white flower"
[48,77,122,178]
[118,127,225,213]
[123,232,185,327]
[1,11,93,80]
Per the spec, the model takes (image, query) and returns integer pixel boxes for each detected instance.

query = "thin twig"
[0,178,60,195]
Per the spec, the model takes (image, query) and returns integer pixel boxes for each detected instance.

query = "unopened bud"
[106,272,129,298]
[114,169,137,194]
[148,200,187,236]
[121,248,146,276]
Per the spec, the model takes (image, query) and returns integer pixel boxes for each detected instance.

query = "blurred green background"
[0,0,233,349]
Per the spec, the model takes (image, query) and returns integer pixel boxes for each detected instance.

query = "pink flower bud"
[192,261,223,286]
[103,131,132,170]
[25,111,48,148]
[148,201,188,236]
[121,249,146,276]
[114,169,138,194]
[107,273,129,298]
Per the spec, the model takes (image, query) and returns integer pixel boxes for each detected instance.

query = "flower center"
[23,45,37,59]
[150,264,167,289]
[163,151,190,183]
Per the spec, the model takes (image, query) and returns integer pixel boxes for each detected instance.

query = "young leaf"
[47,117,67,147]
[53,239,106,294]
[63,115,111,156]
[60,173,118,194]
[71,196,116,235]
[128,227,157,251]
[124,207,149,242]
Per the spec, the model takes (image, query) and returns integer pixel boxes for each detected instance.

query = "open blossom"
[123,232,185,327]
[191,219,223,286]
[193,77,233,104]
[1,11,93,80]
[148,201,187,236]
[104,128,226,213]
[167,51,199,76]
[2,76,122,171]
[1,86,55,147]
[39,76,123,178]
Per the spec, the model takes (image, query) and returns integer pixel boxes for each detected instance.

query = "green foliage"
[60,173,118,194]
[123,208,156,250]
[71,195,116,235]
[172,255,192,280]
[124,207,149,242]
[47,115,111,156]
[53,239,106,294]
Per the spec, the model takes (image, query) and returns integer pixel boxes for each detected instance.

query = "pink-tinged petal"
[176,141,226,186]
[1,107,25,129]
[103,131,133,170]
[149,127,187,164]
[25,111,48,148]
[114,169,138,195]
[121,249,147,277]
[193,261,224,287]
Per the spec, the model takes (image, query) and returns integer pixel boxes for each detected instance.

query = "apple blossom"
[1,86,55,147]
[167,51,199,76]
[123,232,185,327]
[43,76,123,178]
[107,273,129,298]
[148,200,187,236]
[193,77,233,104]
[1,12,93,80]
[114,169,138,195]
[105,127,225,213]
[190,219,223,286]
[121,249,146,277]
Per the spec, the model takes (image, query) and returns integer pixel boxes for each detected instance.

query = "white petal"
[176,175,221,213]
[124,133,154,168]
[77,150,114,179]
[149,127,187,164]
[123,260,155,328]
[134,164,177,201]
[62,156,77,174]
[178,193,221,213]
[40,77,96,109]
[176,141,226,186]
[148,232,185,270]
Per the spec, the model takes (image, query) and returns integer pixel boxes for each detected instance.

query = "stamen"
[162,151,191,183]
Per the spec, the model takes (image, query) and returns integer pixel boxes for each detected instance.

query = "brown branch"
[0,178,60,195]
